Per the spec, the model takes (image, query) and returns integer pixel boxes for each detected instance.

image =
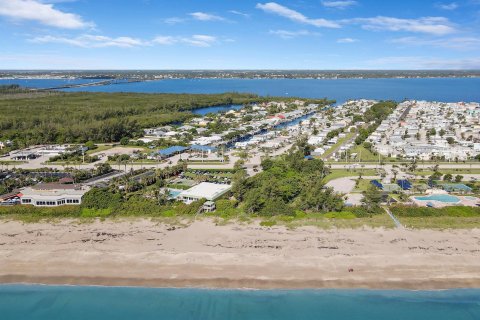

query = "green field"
[323,169,378,183]
[86,144,114,155]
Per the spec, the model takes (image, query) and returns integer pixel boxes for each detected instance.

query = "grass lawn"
[352,178,372,193]
[0,160,27,165]
[323,169,378,183]
[86,144,114,155]
[413,169,480,176]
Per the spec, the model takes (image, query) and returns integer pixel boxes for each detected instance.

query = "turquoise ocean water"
[1,285,479,320]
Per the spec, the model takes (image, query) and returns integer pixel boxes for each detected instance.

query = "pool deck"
[411,192,479,208]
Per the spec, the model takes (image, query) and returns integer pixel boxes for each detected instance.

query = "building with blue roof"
[439,183,472,194]
[156,146,188,158]
[397,179,412,190]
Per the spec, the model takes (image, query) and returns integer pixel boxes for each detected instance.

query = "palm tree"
[392,169,398,183]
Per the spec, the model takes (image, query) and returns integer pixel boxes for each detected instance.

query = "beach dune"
[0,219,479,289]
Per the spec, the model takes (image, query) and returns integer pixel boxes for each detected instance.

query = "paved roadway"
[5,150,480,180]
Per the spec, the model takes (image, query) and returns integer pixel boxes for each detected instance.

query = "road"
[6,149,480,181]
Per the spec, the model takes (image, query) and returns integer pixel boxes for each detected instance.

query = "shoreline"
[2,276,480,291]
[1,219,479,291]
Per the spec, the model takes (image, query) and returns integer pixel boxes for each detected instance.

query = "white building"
[177,182,231,204]
[20,183,89,207]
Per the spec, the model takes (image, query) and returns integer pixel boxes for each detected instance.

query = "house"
[177,182,231,204]
[311,147,326,156]
[20,183,89,207]
[0,191,21,205]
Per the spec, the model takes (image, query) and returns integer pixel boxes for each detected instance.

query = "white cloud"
[351,16,456,35]
[256,2,340,28]
[30,34,147,48]
[0,0,92,29]
[390,36,480,50]
[151,36,177,45]
[153,35,218,47]
[38,0,78,3]
[337,37,358,43]
[180,35,217,47]
[322,1,357,9]
[31,33,220,48]
[437,2,459,10]
[189,12,225,21]
[269,29,316,39]
[229,10,250,18]
[163,17,186,25]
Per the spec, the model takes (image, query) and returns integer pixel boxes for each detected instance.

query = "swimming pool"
[415,194,461,203]
[167,189,183,199]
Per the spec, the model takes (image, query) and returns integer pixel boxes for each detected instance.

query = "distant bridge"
[34,79,142,91]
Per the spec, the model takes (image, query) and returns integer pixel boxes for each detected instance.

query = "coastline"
[1,219,479,290]
[2,275,480,290]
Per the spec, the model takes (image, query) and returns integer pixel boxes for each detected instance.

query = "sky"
[1,0,480,69]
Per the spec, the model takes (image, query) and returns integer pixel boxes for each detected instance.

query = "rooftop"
[179,182,231,201]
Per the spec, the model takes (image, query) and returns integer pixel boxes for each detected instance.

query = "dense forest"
[231,140,346,216]
[0,91,261,145]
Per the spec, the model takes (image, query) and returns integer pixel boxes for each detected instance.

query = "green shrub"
[0,205,81,220]
[391,205,480,217]
[260,220,277,227]
[80,208,112,218]
[115,196,163,216]
[81,188,122,210]
[176,199,206,215]
[324,211,356,219]
[347,206,383,217]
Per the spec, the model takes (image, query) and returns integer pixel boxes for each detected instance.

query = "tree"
[81,188,122,210]
[299,174,344,212]
[155,188,171,205]
[361,184,382,213]
[231,169,248,201]
[446,137,455,145]
[363,141,372,152]
[120,137,130,145]
[260,198,294,216]
[454,175,463,183]
[443,173,453,182]
[439,129,446,137]
[261,158,274,171]
[94,163,112,176]
[84,140,96,150]
[391,169,398,183]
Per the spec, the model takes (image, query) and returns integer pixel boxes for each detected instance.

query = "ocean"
[0,285,479,320]
[1,77,480,104]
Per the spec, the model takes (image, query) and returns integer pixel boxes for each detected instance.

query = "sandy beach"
[0,219,479,290]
